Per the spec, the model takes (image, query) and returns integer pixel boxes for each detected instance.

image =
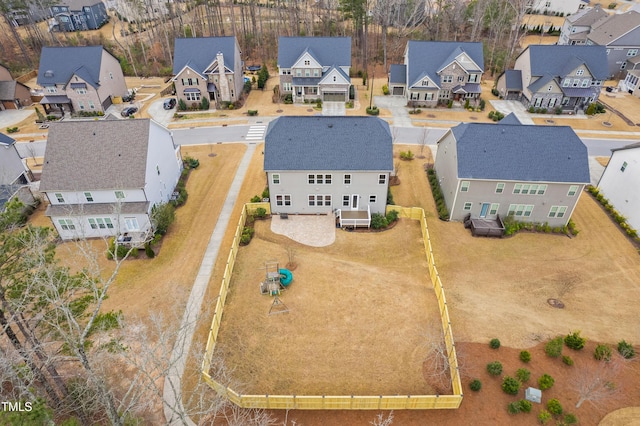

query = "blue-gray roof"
[451,123,590,183]
[504,70,522,90]
[498,113,522,125]
[527,45,608,79]
[172,37,238,76]
[278,37,351,68]
[389,64,406,85]
[406,41,484,88]
[37,46,105,87]
[264,116,393,171]
[528,73,556,93]
[0,132,15,145]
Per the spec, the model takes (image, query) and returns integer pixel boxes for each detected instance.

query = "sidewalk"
[163,144,256,425]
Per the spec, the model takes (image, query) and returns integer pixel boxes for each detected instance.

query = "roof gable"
[526,45,609,79]
[37,46,104,87]
[264,116,393,172]
[450,122,590,183]
[409,72,439,89]
[172,37,238,76]
[278,37,351,68]
[318,66,350,85]
[406,41,484,88]
[40,120,157,191]
[291,50,322,69]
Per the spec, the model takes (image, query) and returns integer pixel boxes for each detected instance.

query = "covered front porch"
[335,205,371,228]
[40,95,73,116]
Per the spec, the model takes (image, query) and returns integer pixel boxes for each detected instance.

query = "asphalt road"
[16,125,633,158]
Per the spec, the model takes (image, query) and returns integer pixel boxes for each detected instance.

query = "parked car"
[163,98,176,110]
[121,106,138,117]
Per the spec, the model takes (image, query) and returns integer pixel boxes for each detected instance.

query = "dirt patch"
[213,219,442,396]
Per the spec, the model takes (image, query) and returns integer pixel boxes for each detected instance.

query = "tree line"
[1,0,539,78]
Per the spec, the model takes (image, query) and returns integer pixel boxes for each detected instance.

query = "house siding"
[46,189,147,206]
[598,148,640,232]
[449,179,584,226]
[51,212,150,240]
[143,121,183,207]
[97,49,128,104]
[175,68,208,108]
[267,171,389,215]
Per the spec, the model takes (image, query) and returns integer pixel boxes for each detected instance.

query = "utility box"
[525,387,542,404]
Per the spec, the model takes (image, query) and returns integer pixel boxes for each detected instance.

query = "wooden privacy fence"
[201,204,463,410]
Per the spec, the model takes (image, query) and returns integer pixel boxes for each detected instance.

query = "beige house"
[172,37,243,109]
[37,46,127,115]
[0,64,32,110]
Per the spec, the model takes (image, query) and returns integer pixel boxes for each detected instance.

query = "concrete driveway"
[147,98,176,126]
[0,109,35,128]
[322,101,346,116]
[489,100,535,124]
[374,95,412,127]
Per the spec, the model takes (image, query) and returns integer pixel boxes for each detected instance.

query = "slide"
[279,268,293,286]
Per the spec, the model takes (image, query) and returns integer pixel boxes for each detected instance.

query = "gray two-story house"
[277,37,352,103]
[50,0,108,31]
[434,116,590,227]
[389,41,484,107]
[496,44,608,112]
[558,4,609,46]
[264,116,393,228]
[37,46,128,115]
[172,36,243,109]
[585,11,640,79]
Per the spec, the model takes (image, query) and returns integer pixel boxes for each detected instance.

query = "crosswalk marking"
[246,124,267,141]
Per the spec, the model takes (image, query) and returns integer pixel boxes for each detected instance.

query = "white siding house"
[39,119,183,242]
[597,142,640,232]
[264,116,393,227]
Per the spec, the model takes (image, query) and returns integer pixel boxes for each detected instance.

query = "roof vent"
[328,124,333,128]
[44,70,54,77]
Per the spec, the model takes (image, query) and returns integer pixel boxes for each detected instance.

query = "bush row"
[426,168,449,220]
[587,186,640,243]
[503,215,579,237]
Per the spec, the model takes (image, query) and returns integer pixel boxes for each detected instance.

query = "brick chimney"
[217,51,231,102]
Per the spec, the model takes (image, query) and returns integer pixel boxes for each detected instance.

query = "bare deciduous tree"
[574,354,625,409]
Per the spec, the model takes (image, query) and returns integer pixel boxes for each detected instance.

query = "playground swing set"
[260,260,294,315]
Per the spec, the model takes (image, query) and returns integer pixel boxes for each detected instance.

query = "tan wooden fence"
[201,204,463,410]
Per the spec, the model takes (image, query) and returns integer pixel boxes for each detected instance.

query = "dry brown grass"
[392,144,640,349]
[213,219,440,396]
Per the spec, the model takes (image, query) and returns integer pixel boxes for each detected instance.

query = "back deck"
[464,214,505,237]
[336,206,371,228]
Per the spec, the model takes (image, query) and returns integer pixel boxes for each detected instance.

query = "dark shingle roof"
[277,37,352,68]
[389,64,406,85]
[40,120,154,191]
[527,45,609,79]
[264,116,393,171]
[451,122,590,183]
[406,41,484,88]
[0,132,15,145]
[37,46,105,87]
[504,70,522,90]
[172,37,238,76]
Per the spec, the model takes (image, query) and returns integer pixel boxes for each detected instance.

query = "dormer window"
[576,69,584,76]
[304,60,310,65]
[422,80,428,86]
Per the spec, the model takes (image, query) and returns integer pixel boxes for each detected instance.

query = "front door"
[480,203,490,218]
[351,194,359,210]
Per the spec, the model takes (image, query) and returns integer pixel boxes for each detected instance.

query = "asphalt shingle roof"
[406,41,484,88]
[504,70,522,90]
[567,5,609,27]
[264,116,393,172]
[588,11,640,45]
[37,46,104,88]
[40,119,154,191]
[526,45,609,79]
[451,122,590,183]
[0,81,17,100]
[277,37,352,68]
[389,64,406,85]
[172,37,238,76]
